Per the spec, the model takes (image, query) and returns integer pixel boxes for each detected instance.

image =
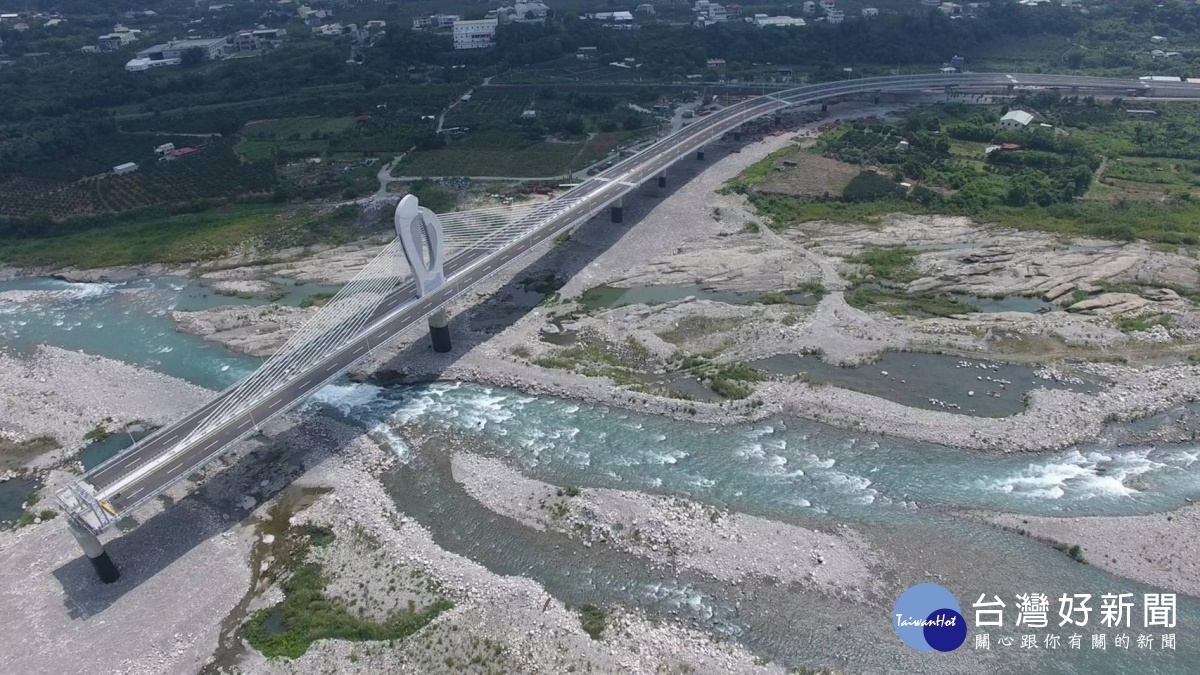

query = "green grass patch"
[0,202,365,268]
[708,362,761,399]
[244,563,452,659]
[1116,314,1172,333]
[578,604,607,640]
[397,132,584,178]
[847,287,979,318]
[83,424,111,443]
[299,291,336,309]
[726,145,799,192]
[843,170,906,202]
[847,247,920,283]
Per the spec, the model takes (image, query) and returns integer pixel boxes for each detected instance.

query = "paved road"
[63,72,1200,533]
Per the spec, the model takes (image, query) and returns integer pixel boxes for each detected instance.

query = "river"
[4,277,1199,672]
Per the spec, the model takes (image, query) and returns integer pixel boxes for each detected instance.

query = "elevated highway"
[57,72,1200,581]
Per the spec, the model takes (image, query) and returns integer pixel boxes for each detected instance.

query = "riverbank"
[0,345,209,469]
[450,449,884,601]
[976,505,1200,599]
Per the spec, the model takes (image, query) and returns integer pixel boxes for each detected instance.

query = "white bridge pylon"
[83,196,556,508]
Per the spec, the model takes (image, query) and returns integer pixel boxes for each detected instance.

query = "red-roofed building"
[169,147,198,158]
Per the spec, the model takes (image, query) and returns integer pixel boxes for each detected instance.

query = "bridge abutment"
[69,519,119,583]
[610,197,624,224]
[428,308,451,353]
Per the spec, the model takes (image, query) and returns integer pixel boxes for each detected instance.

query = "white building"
[113,162,138,175]
[495,2,550,23]
[136,37,227,62]
[453,18,497,50]
[998,109,1034,130]
[1151,35,1168,44]
[125,57,179,71]
[752,14,806,27]
[636,3,656,14]
[825,9,845,23]
[862,7,879,17]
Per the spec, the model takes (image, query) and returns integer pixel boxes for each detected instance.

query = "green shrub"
[579,604,607,640]
[843,170,906,202]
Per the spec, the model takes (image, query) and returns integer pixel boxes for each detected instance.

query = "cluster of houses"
[691,1,888,28]
[412,2,550,50]
[1149,36,1185,62]
[0,11,65,32]
[919,0,992,17]
[123,29,285,71]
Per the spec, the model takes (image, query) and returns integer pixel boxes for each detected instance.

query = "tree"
[181,47,206,69]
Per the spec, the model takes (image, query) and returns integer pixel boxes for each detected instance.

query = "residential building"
[1151,35,1168,44]
[801,1,817,14]
[587,11,635,26]
[752,14,806,26]
[494,2,550,23]
[576,46,599,60]
[97,24,141,51]
[1165,51,1184,62]
[113,162,138,175]
[862,7,879,17]
[154,143,175,155]
[413,14,461,30]
[128,36,227,71]
[921,0,942,7]
[452,18,497,50]
[706,58,726,70]
[998,109,1034,130]
[125,57,176,71]
[230,29,285,51]
[636,3,656,14]
[939,3,962,15]
[825,9,845,22]
[1151,49,1166,59]
[950,54,965,72]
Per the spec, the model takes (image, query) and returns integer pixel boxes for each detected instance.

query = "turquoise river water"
[3,277,1199,672]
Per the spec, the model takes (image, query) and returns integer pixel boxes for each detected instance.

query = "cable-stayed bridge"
[56,72,1200,581]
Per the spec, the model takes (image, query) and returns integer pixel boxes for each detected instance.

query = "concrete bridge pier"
[732,128,742,142]
[696,148,705,161]
[657,172,667,189]
[428,308,451,353]
[69,519,119,583]
[610,197,624,224]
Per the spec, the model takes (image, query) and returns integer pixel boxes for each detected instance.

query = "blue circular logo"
[892,583,967,652]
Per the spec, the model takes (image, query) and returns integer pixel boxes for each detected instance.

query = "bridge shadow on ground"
[50,138,743,613]
[373,141,742,384]
[51,415,356,617]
